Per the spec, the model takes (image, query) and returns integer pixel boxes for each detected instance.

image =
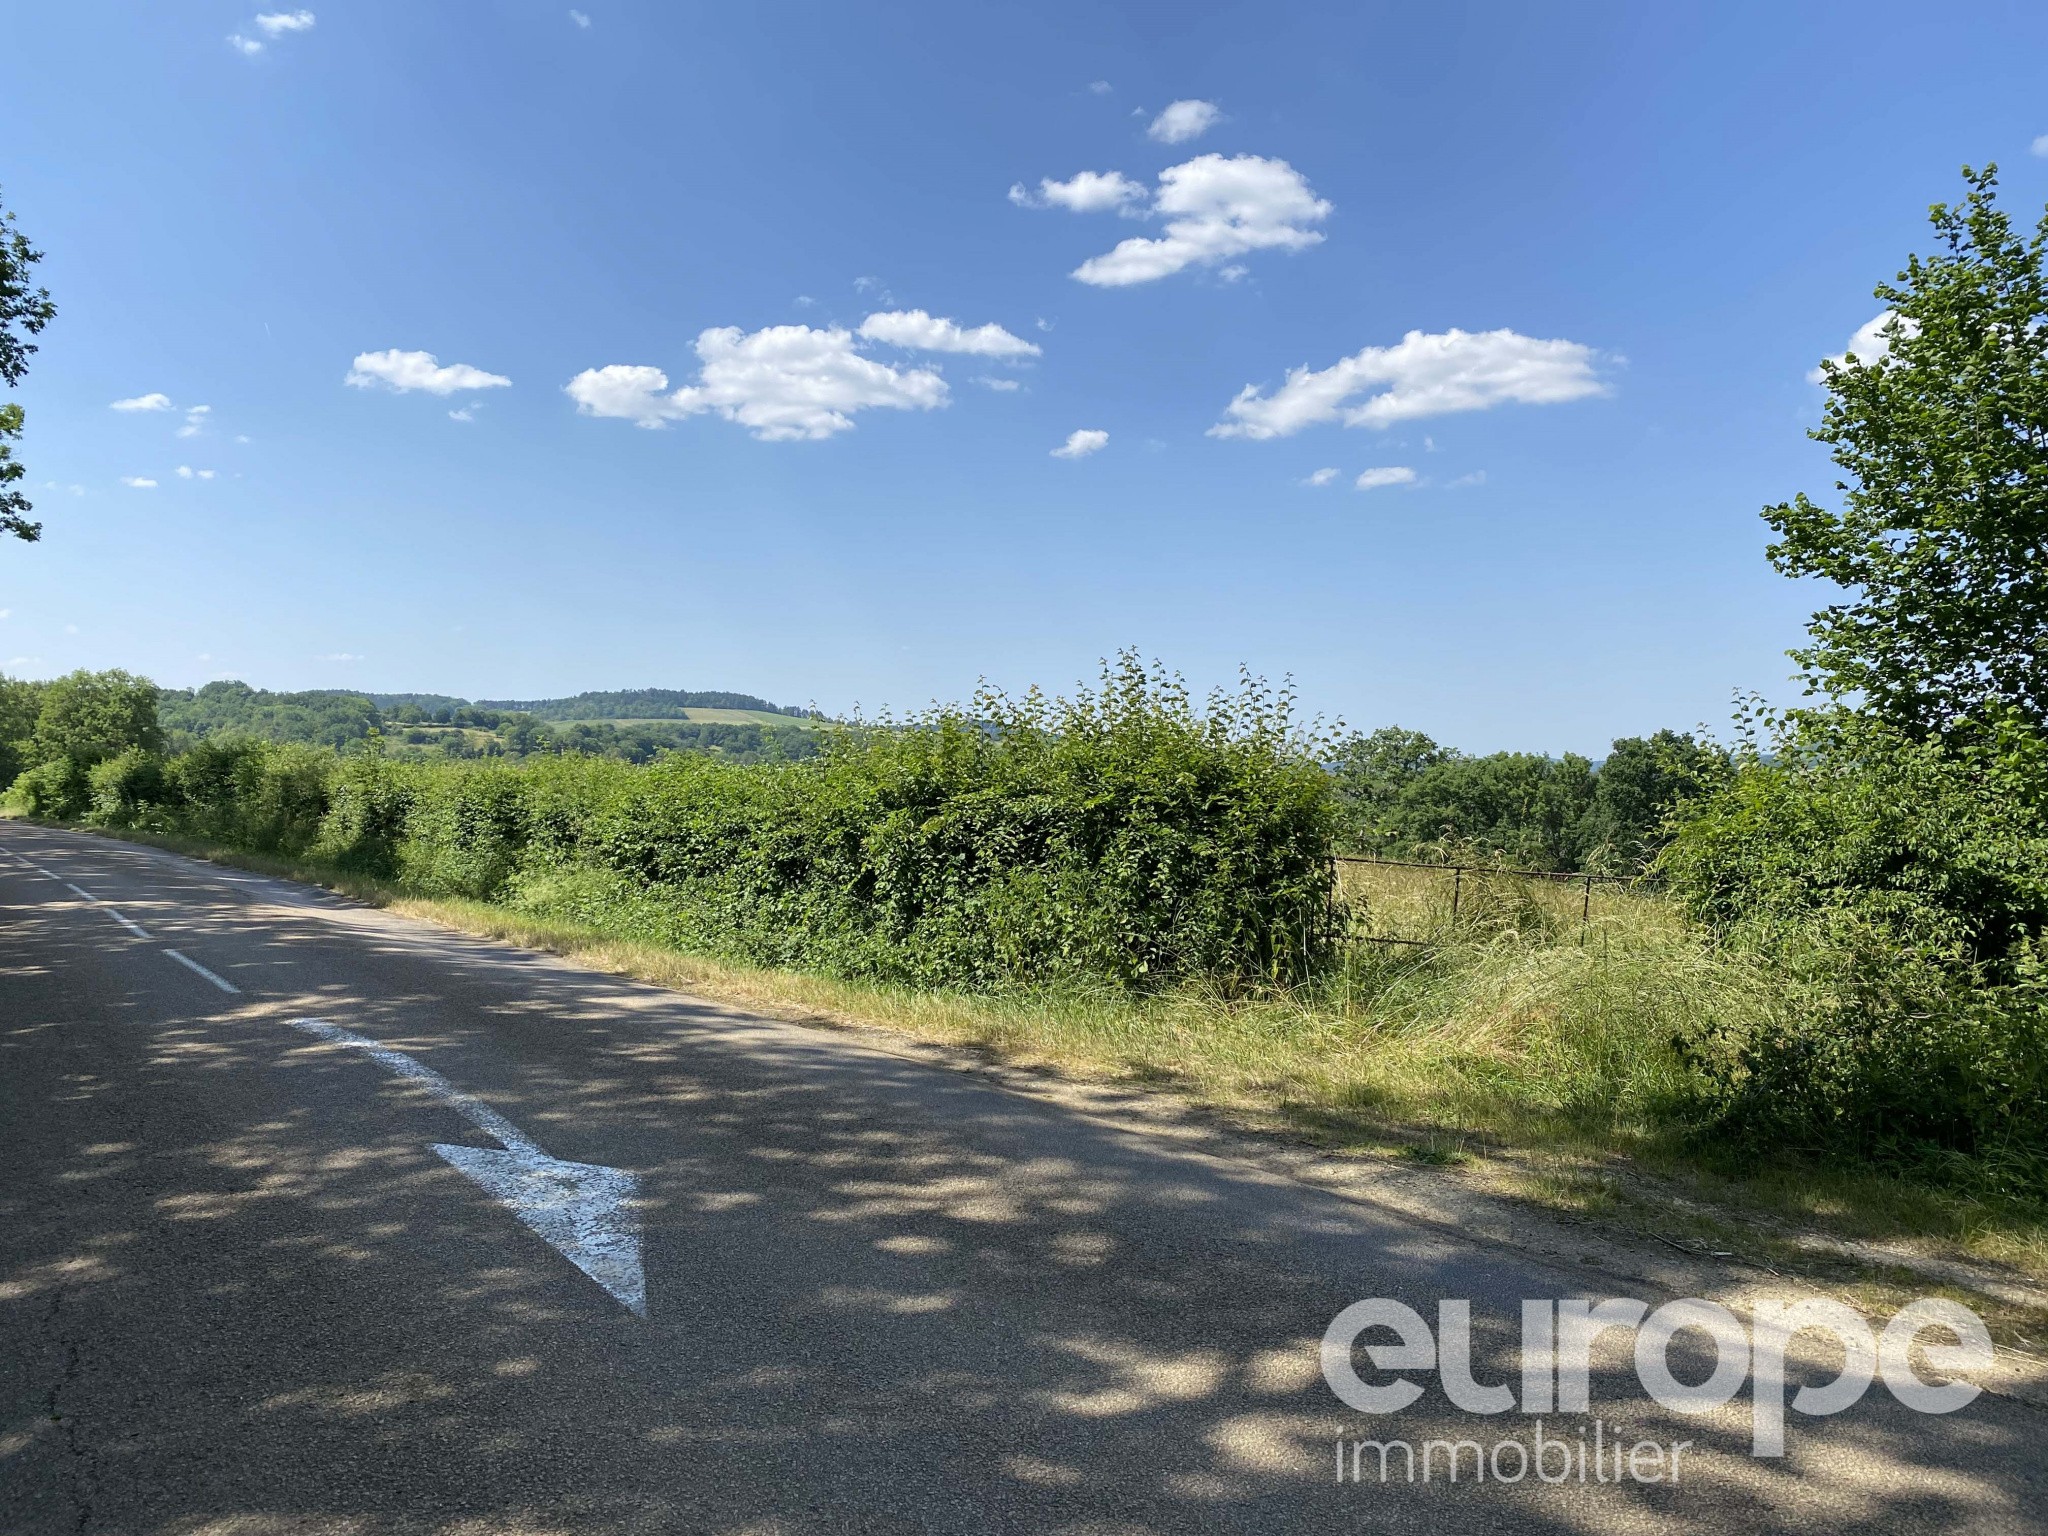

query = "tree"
[1577,730,1726,871]
[29,669,164,768]
[1766,166,2048,732]
[0,186,57,544]
[0,673,45,786]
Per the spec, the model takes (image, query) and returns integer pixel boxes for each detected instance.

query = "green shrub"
[399,762,531,899]
[522,659,1342,990]
[1660,709,2048,968]
[163,737,333,853]
[86,748,172,829]
[1661,709,2048,1187]
[7,755,90,819]
[314,741,413,877]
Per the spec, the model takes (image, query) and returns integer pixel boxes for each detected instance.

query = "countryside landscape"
[5,6,2047,1534]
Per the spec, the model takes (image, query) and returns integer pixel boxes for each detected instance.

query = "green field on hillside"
[601,708,835,728]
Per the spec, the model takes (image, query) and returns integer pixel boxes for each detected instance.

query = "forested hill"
[466,689,816,720]
[156,680,824,765]
[159,682,381,748]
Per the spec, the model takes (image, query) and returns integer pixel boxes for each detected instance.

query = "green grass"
[562,709,824,728]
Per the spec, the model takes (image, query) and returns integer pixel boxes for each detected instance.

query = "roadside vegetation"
[4,167,2046,1293]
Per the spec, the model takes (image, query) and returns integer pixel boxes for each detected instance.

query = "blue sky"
[4,1,2046,751]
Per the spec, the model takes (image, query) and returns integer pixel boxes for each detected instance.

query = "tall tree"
[1766,166,2048,731]
[1,186,57,544]
[29,669,163,768]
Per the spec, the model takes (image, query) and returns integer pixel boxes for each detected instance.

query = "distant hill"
[160,681,826,765]
[366,693,470,714]
[160,681,382,749]
[468,688,816,721]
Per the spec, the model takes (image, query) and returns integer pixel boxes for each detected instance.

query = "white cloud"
[121,476,158,489]
[1067,155,1331,287]
[1088,80,1113,95]
[2033,134,2048,158]
[1210,327,1606,439]
[1355,467,1417,491]
[255,11,316,35]
[1448,470,1487,488]
[227,34,264,55]
[347,349,512,395]
[448,404,479,422]
[1009,170,1148,214]
[1148,99,1222,144]
[564,365,674,427]
[1302,467,1338,487]
[567,324,948,441]
[177,405,211,438]
[976,377,1022,392]
[318,652,363,663]
[857,309,1040,358]
[569,8,591,26]
[175,466,218,480]
[6,656,43,670]
[1051,429,1108,459]
[1808,310,1919,383]
[110,392,172,412]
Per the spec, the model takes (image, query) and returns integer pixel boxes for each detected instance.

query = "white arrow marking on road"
[288,1018,646,1317]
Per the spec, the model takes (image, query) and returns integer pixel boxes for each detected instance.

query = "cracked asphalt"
[2,822,2043,1534]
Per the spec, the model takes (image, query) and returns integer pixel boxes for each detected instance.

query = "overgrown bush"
[314,740,414,877]
[164,738,335,854]
[399,761,532,899]
[8,755,89,819]
[1660,708,2048,1189]
[86,747,172,828]
[37,659,1342,993]
[1661,708,2048,968]
[512,659,1342,989]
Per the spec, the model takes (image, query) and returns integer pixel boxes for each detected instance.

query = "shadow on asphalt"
[1,828,2038,1534]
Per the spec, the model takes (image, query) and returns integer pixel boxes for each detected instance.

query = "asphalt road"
[1,821,2041,1535]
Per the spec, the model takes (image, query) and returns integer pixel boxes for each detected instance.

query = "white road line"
[289,1019,646,1316]
[162,948,240,994]
[50,877,154,939]
[105,908,152,939]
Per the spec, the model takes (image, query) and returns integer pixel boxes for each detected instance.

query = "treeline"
[152,680,821,765]
[470,688,819,721]
[1330,726,1723,872]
